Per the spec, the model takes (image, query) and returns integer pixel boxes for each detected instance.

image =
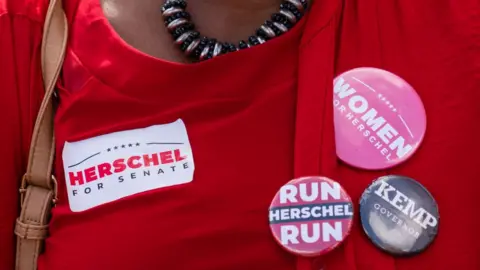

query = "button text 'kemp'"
[68,149,186,186]
[374,180,438,230]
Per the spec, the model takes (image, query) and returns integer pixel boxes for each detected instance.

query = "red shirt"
[0,0,479,270]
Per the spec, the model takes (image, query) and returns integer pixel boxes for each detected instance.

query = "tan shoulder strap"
[15,0,68,269]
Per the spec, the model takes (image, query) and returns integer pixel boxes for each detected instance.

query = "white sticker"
[62,119,195,212]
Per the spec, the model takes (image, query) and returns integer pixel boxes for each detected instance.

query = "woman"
[0,0,479,269]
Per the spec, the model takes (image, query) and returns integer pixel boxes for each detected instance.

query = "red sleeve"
[0,1,46,268]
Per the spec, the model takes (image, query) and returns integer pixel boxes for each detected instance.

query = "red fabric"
[0,1,48,270]
[0,0,479,270]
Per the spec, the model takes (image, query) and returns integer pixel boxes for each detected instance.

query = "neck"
[186,0,285,43]
[101,0,304,62]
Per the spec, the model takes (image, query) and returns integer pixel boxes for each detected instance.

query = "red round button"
[269,176,354,257]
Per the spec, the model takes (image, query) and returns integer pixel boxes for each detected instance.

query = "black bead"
[221,42,230,53]
[199,37,209,45]
[256,28,269,40]
[207,38,217,47]
[215,43,225,56]
[280,2,291,11]
[271,13,283,22]
[271,13,293,29]
[180,41,190,51]
[299,0,308,8]
[224,42,237,52]
[196,37,209,50]
[280,2,293,11]
[161,0,187,11]
[180,34,197,51]
[248,36,260,46]
[280,2,303,19]
[200,38,216,57]
[164,11,191,25]
[191,31,200,39]
[193,47,203,57]
[206,46,214,59]
[292,9,303,19]
[171,23,194,38]
[193,38,208,57]
[265,20,283,36]
[238,40,249,49]
[184,35,194,44]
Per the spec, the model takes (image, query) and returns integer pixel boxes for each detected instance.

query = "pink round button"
[269,176,354,257]
[333,67,427,170]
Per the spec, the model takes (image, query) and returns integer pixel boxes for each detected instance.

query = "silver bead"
[280,9,297,23]
[260,25,276,38]
[213,43,222,57]
[273,22,288,33]
[185,39,200,55]
[286,0,304,12]
[167,18,188,31]
[200,45,210,60]
[162,7,183,17]
[175,31,193,45]
[257,36,266,44]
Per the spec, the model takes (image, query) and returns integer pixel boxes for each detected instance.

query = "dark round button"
[269,176,354,257]
[359,175,440,256]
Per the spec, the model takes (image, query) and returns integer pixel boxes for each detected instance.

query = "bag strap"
[14,0,68,269]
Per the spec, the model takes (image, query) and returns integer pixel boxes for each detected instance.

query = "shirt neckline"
[68,0,307,97]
